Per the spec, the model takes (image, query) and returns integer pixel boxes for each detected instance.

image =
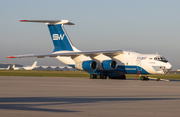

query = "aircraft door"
[136,61,142,71]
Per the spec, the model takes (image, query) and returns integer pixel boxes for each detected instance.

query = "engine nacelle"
[102,60,117,70]
[75,60,98,71]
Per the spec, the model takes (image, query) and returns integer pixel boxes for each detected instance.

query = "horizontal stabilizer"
[20,20,74,25]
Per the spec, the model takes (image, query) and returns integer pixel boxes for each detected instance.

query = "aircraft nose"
[166,62,172,70]
[163,62,172,74]
[160,62,172,74]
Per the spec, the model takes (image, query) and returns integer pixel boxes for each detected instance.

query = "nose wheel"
[140,76,149,81]
[140,76,165,81]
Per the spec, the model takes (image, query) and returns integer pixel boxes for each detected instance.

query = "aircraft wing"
[7,50,123,58]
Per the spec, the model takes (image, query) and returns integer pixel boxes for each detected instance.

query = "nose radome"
[166,62,172,70]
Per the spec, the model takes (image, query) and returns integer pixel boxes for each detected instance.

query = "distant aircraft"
[12,61,37,70]
[0,65,10,70]
[7,20,172,79]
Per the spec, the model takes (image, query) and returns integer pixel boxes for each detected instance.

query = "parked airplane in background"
[7,20,172,79]
[0,65,10,70]
[12,61,37,70]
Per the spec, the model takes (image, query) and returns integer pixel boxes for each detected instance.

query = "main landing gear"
[90,74,107,79]
[90,74,126,79]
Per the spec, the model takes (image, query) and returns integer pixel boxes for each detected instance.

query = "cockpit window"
[154,56,168,63]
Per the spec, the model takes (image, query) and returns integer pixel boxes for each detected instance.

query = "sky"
[0,0,180,70]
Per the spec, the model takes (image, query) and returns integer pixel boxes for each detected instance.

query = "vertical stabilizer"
[20,20,78,52]
[48,24,74,52]
[12,65,15,69]
[6,65,10,70]
[31,61,37,68]
[19,20,81,66]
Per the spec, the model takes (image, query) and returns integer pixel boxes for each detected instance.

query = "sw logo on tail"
[53,34,65,40]
[7,20,172,79]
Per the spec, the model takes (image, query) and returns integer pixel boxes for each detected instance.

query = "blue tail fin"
[20,20,76,52]
[48,24,74,52]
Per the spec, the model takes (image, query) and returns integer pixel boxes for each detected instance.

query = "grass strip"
[0,70,89,77]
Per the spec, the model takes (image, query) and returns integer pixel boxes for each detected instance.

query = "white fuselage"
[13,66,35,70]
[56,50,172,75]
[13,61,37,70]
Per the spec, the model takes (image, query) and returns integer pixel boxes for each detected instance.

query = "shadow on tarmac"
[0,96,179,112]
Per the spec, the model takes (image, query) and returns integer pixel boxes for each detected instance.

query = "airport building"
[34,66,77,71]
[0,63,77,71]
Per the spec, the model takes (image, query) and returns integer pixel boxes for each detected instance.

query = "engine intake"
[102,60,117,70]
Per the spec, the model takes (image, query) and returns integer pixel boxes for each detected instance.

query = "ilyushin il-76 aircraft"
[7,20,172,79]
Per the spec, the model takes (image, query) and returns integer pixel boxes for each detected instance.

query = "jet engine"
[75,60,98,70]
[101,60,117,70]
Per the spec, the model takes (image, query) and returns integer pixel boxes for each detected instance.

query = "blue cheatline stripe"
[94,65,149,75]
[70,64,149,76]
[48,24,73,52]
[116,65,149,74]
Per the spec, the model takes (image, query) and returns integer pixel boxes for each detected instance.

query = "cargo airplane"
[12,61,37,70]
[7,20,172,79]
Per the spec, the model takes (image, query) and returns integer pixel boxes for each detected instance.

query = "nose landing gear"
[140,76,149,81]
[140,76,168,81]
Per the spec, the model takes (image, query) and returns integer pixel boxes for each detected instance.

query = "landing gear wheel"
[90,74,107,79]
[90,74,97,79]
[100,75,107,79]
[90,74,93,79]
[156,78,160,81]
[93,74,97,79]
[121,74,126,79]
[140,76,149,81]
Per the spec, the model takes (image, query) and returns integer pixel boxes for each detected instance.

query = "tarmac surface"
[0,76,180,117]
